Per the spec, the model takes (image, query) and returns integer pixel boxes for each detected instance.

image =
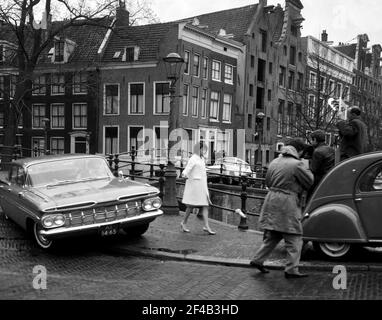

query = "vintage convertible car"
[303,152,382,259]
[0,154,163,250]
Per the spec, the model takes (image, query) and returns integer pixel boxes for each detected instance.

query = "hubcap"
[319,242,350,258]
[34,224,52,249]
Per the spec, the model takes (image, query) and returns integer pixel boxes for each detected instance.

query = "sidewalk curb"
[107,245,382,272]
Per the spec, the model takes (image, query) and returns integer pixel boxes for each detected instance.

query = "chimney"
[321,30,328,42]
[116,0,130,26]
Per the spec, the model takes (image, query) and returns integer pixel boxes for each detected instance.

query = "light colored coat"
[182,154,210,207]
[259,146,314,235]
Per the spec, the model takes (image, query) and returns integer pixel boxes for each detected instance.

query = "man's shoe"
[249,261,270,274]
[284,272,309,279]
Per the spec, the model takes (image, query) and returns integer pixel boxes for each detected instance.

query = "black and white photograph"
[0,0,382,306]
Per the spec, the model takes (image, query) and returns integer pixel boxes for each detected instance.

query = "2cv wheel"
[33,223,54,250]
[313,242,352,259]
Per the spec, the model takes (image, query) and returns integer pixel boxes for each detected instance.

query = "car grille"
[64,201,142,227]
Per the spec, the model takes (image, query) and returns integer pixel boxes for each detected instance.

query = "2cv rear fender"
[302,204,367,243]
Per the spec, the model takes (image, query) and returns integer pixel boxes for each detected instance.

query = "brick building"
[97,6,243,163]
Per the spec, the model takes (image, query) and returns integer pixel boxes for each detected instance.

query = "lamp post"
[162,52,185,215]
[41,117,50,155]
[256,112,265,167]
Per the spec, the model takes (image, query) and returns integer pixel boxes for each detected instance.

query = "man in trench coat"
[250,138,314,278]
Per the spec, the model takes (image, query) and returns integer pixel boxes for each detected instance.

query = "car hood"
[24,178,159,211]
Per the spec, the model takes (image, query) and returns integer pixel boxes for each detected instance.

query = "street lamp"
[41,117,50,155]
[162,52,185,215]
[256,112,265,167]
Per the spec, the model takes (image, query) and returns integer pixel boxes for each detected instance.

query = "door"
[355,162,382,239]
[75,137,87,154]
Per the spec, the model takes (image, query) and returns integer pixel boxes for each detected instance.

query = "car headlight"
[142,197,162,212]
[42,214,66,229]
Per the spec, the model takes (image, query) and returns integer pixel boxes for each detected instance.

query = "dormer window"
[54,41,64,62]
[122,46,140,62]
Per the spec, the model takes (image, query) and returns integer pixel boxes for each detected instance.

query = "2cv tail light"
[42,214,66,229]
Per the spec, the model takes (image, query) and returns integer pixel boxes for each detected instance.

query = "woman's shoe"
[203,227,216,235]
[181,222,190,233]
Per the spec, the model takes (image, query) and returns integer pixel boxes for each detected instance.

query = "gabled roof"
[334,44,357,59]
[176,4,259,43]
[101,22,176,62]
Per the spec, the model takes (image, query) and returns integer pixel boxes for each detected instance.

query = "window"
[268,89,272,101]
[224,64,233,84]
[183,84,189,115]
[329,80,335,96]
[248,114,252,129]
[73,73,88,94]
[249,84,254,97]
[32,104,46,129]
[202,57,208,79]
[17,113,23,128]
[343,86,349,100]
[309,72,317,89]
[193,54,200,77]
[279,66,286,87]
[288,71,295,90]
[320,76,325,93]
[191,86,199,117]
[210,91,220,120]
[154,82,170,114]
[51,104,65,129]
[0,111,4,128]
[212,60,221,81]
[222,94,232,122]
[290,46,296,65]
[277,100,284,135]
[308,95,315,118]
[291,24,298,37]
[54,41,64,62]
[50,138,65,155]
[10,75,16,98]
[256,87,265,109]
[258,59,266,82]
[251,55,255,68]
[184,51,190,74]
[269,62,273,75]
[129,83,144,115]
[336,83,342,99]
[286,102,293,136]
[260,29,267,52]
[298,52,302,62]
[104,84,119,115]
[123,47,135,62]
[104,127,119,155]
[33,75,46,95]
[51,74,65,95]
[297,72,303,92]
[201,89,207,119]
[283,46,287,56]
[32,137,45,157]
[73,103,87,129]
[0,76,4,99]
[359,164,382,192]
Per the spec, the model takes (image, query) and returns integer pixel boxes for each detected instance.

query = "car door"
[355,161,382,239]
[1,165,28,227]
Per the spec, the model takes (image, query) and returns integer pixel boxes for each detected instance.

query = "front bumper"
[39,209,163,240]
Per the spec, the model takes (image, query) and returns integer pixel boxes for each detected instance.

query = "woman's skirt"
[182,178,210,207]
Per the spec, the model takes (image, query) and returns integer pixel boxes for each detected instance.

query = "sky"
[150,0,382,46]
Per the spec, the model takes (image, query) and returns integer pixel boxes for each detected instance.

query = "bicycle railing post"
[131,146,136,180]
[158,164,165,200]
[114,154,119,177]
[238,176,249,230]
[220,163,224,184]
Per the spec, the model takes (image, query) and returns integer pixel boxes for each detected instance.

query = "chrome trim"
[43,201,98,213]
[39,210,163,237]
[368,240,382,244]
[117,192,158,202]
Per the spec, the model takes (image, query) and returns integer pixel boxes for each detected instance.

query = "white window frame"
[183,84,189,116]
[308,94,316,118]
[10,75,16,99]
[128,82,145,115]
[201,88,208,119]
[202,57,208,80]
[32,104,46,129]
[50,103,65,130]
[51,73,65,96]
[72,73,88,95]
[50,137,65,155]
[127,125,145,154]
[309,71,317,89]
[222,94,232,123]
[191,86,199,118]
[72,103,87,130]
[32,74,46,96]
[209,91,220,121]
[153,81,171,115]
[224,64,234,85]
[31,137,46,157]
[184,51,190,75]
[103,83,120,116]
[103,125,119,155]
[153,125,168,158]
[193,53,200,77]
[212,60,221,82]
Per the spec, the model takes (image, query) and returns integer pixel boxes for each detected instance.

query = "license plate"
[99,224,120,237]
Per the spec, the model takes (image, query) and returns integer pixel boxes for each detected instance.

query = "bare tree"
[0,0,158,164]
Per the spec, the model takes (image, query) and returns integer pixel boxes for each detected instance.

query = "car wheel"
[313,242,352,259]
[123,223,150,238]
[33,223,54,250]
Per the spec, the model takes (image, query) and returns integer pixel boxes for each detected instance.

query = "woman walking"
[180,142,216,235]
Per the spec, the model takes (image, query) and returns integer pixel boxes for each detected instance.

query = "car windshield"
[26,157,113,187]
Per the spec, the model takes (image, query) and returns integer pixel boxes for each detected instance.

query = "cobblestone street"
[1,212,382,300]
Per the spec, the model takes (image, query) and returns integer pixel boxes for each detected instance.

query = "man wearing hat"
[336,106,368,161]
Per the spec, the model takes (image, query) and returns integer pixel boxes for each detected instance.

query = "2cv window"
[358,163,382,192]
[9,166,26,187]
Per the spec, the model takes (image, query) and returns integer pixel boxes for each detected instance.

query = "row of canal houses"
[0,0,343,166]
